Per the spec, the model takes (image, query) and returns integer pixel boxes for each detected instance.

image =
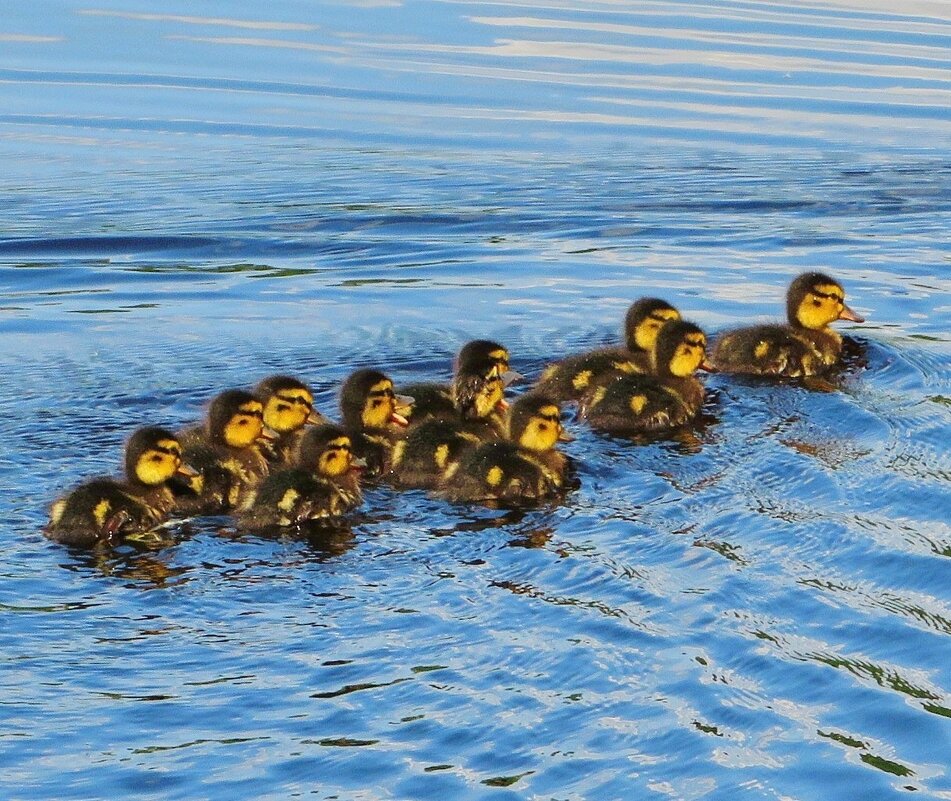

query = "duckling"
[581,320,711,434]
[174,389,275,514]
[254,374,328,466]
[506,392,575,489]
[389,418,483,489]
[239,424,363,528]
[536,298,681,401]
[401,340,521,440]
[339,368,412,477]
[711,272,865,377]
[47,427,197,547]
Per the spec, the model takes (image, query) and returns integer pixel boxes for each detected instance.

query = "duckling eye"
[237,419,248,426]
[150,454,163,463]
[371,399,383,408]
[277,403,291,412]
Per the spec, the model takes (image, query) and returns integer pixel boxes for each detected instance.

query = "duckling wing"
[46,478,159,546]
[582,374,693,433]
[398,382,455,425]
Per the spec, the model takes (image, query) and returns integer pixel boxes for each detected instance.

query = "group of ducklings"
[47,271,864,548]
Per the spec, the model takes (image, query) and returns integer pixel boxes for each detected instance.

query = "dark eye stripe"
[277,394,313,409]
[368,389,394,399]
[811,289,843,302]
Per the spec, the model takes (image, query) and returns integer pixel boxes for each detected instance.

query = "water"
[2,2,950,799]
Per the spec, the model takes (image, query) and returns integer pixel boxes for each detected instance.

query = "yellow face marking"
[540,364,557,383]
[754,341,770,360]
[488,348,510,370]
[518,407,564,452]
[134,442,184,486]
[612,360,638,374]
[629,394,647,415]
[572,370,592,390]
[797,282,847,330]
[263,389,314,434]
[473,372,505,418]
[668,335,707,378]
[486,465,504,487]
[363,380,397,429]
[317,436,354,477]
[434,443,450,470]
[223,403,265,449]
[634,308,681,351]
[93,499,112,527]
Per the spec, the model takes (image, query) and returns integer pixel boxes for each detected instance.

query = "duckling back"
[47,479,162,547]
[389,418,481,489]
[439,440,556,505]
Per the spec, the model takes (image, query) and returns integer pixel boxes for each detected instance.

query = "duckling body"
[254,374,327,466]
[339,368,411,478]
[438,393,574,503]
[174,390,273,515]
[712,272,864,378]
[537,298,680,402]
[389,418,482,489]
[47,427,195,547]
[582,320,709,435]
[439,440,556,505]
[240,425,362,528]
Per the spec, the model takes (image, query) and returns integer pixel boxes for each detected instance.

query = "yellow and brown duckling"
[254,374,328,466]
[174,389,276,514]
[47,426,197,547]
[581,320,711,435]
[400,339,521,438]
[339,368,412,477]
[438,393,573,504]
[711,272,864,378]
[536,298,681,401]
[239,424,363,528]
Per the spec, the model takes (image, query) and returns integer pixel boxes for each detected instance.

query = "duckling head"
[340,368,410,431]
[125,426,196,486]
[653,320,711,378]
[456,339,523,386]
[787,272,864,330]
[452,357,508,419]
[508,393,573,452]
[208,389,269,449]
[255,374,324,435]
[298,424,359,478]
[624,297,681,353]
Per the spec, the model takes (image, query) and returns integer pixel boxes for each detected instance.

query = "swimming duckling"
[389,418,483,489]
[239,424,363,528]
[400,339,521,437]
[506,392,575,489]
[711,272,864,377]
[339,368,412,477]
[536,298,681,401]
[254,374,328,466]
[581,320,711,434]
[47,427,197,547]
[438,393,574,504]
[175,389,275,514]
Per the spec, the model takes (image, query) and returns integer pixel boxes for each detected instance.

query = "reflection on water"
[1,0,950,799]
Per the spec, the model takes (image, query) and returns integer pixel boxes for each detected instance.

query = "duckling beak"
[838,304,865,323]
[349,455,368,471]
[394,394,415,418]
[501,369,523,387]
[307,410,328,425]
[496,397,510,411]
[558,428,576,443]
[391,411,410,427]
[175,463,200,479]
[258,426,280,442]
[698,359,718,373]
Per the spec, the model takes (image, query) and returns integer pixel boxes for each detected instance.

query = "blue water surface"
[1,2,949,799]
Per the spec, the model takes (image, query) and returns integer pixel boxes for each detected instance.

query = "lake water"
[1,2,950,799]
